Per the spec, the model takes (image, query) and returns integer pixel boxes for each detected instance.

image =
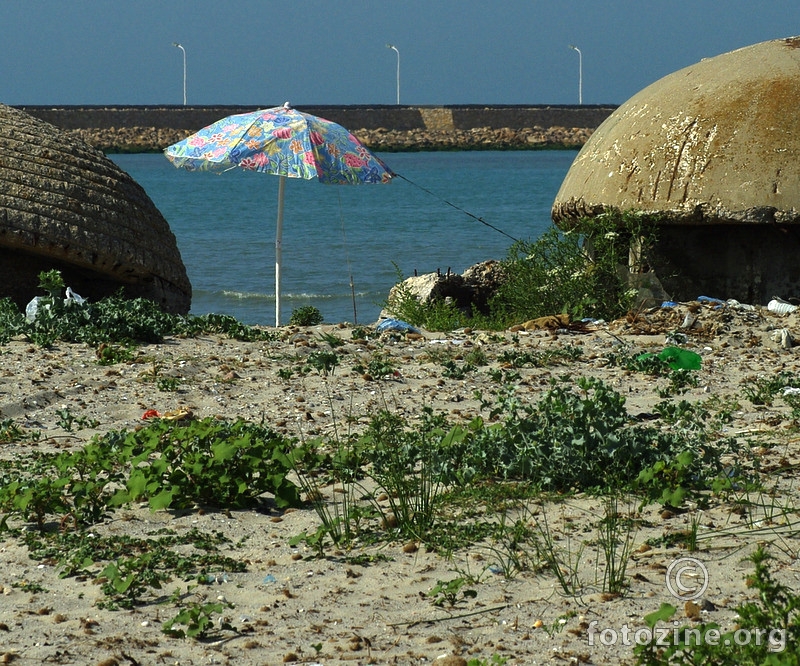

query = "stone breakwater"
[66,125,593,153]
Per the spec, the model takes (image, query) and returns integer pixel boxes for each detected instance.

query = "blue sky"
[3,1,799,107]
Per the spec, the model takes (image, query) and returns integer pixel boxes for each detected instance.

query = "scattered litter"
[767,298,798,314]
[64,287,86,306]
[376,318,420,334]
[262,574,277,584]
[519,314,570,331]
[639,347,702,370]
[726,299,756,311]
[666,331,688,345]
[660,301,679,308]
[658,347,703,370]
[771,328,794,349]
[141,408,193,421]
[25,287,86,322]
[697,295,726,308]
[783,387,800,396]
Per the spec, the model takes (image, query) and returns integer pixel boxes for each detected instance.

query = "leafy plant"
[0,418,29,444]
[37,269,65,297]
[353,352,396,379]
[163,600,236,639]
[119,417,301,511]
[497,344,583,368]
[462,377,736,496]
[290,306,323,326]
[306,350,339,376]
[0,417,302,532]
[490,211,657,325]
[441,359,475,379]
[741,371,800,407]
[351,326,370,340]
[0,270,278,349]
[428,576,477,607]
[55,407,98,432]
[95,342,136,365]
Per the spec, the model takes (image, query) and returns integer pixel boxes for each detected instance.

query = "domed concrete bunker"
[552,36,800,305]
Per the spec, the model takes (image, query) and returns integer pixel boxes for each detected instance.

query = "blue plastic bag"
[376,318,420,334]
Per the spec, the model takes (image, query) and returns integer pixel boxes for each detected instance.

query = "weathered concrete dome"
[0,103,191,314]
[551,37,800,304]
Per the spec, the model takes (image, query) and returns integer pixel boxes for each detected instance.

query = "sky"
[2,1,800,107]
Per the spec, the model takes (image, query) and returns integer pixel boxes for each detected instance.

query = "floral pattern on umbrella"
[165,104,394,184]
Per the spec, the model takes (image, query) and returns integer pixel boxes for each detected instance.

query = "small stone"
[402,541,419,553]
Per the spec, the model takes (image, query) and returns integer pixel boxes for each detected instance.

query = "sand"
[1,300,799,665]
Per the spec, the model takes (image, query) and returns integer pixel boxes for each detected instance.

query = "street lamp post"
[386,43,400,105]
[172,42,186,105]
[568,44,582,105]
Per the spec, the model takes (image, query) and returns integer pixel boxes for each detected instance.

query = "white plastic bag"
[64,287,86,306]
[25,296,43,322]
[25,286,86,322]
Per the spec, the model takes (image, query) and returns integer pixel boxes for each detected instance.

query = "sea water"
[110,150,578,325]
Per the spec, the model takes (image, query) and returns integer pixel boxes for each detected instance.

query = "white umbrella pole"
[275,175,286,327]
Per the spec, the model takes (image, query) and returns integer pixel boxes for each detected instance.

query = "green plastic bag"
[645,346,702,370]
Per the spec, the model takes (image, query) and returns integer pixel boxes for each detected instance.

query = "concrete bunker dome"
[551,36,800,305]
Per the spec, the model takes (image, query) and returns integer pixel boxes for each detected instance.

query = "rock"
[0,104,191,314]
[385,260,506,318]
[67,125,594,153]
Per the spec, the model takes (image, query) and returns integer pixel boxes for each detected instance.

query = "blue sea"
[110,150,578,326]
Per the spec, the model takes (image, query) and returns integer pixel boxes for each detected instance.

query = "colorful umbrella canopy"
[164,102,394,325]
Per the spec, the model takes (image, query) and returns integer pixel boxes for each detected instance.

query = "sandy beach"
[1,299,799,665]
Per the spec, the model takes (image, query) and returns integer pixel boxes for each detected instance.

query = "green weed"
[163,600,236,639]
[290,306,323,326]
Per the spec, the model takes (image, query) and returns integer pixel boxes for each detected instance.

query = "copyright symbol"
[665,557,709,601]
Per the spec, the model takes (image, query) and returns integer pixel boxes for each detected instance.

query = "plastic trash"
[658,347,702,370]
[64,287,86,306]
[697,295,726,308]
[376,318,421,334]
[660,300,679,308]
[25,286,86,322]
[638,346,702,370]
[726,299,756,311]
[262,574,277,584]
[25,296,44,322]
[768,298,798,314]
[771,328,794,349]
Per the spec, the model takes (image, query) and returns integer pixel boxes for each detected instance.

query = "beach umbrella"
[164,102,394,326]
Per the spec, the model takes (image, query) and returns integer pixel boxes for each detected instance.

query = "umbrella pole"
[275,175,286,327]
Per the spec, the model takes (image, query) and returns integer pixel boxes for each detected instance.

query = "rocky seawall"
[65,125,594,153]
